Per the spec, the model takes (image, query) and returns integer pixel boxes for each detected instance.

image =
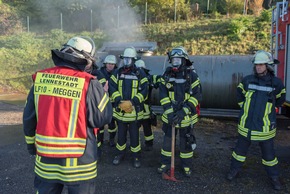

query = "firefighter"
[91,63,109,161]
[109,47,148,168]
[226,50,286,191]
[23,36,113,193]
[157,46,202,177]
[98,55,118,148]
[135,59,160,151]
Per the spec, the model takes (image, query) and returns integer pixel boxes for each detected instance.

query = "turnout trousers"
[115,121,141,158]
[140,118,154,146]
[97,118,117,146]
[230,135,279,178]
[160,123,193,168]
[34,176,96,194]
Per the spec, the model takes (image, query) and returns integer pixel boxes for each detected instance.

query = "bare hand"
[103,81,109,92]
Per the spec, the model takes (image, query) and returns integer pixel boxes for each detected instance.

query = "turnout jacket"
[92,68,106,86]
[159,66,202,128]
[100,66,114,81]
[23,62,112,184]
[237,73,286,141]
[109,65,148,122]
[142,69,160,119]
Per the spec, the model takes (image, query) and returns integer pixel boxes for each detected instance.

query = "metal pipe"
[145,1,148,25]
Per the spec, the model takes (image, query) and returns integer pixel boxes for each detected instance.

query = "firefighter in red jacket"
[23,36,112,194]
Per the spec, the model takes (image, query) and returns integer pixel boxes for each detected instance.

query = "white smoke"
[96,0,145,42]
[30,0,146,41]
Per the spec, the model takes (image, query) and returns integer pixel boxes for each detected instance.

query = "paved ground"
[1,99,290,194]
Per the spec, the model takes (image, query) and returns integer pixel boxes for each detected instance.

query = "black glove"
[172,114,182,125]
[27,144,36,155]
[172,109,187,125]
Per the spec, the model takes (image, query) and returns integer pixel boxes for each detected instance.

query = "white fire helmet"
[169,46,189,60]
[253,50,273,64]
[253,50,278,72]
[123,47,137,59]
[65,36,96,59]
[135,60,146,69]
[103,55,117,64]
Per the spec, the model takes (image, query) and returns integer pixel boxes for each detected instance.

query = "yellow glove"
[119,100,134,113]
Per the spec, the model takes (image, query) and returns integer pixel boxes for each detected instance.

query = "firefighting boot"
[270,177,282,191]
[144,144,153,151]
[112,155,124,165]
[157,164,170,174]
[132,158,141,168]
[109,138,116,147]
[226,169,239,181]
[144,140,153,151]
[183,167,192,177]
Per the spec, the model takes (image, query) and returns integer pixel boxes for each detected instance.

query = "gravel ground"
[1,100,290,194]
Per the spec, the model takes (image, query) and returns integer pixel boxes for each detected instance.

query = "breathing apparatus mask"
[123,57,133,67]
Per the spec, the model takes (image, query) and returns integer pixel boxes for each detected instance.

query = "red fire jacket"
[32,66,94,158]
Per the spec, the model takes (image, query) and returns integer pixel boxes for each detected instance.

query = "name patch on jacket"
[34,72,85,100]
[248,84,275,92]
[168,78,186,83]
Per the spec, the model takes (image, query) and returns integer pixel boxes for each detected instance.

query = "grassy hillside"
[142,14,271,55]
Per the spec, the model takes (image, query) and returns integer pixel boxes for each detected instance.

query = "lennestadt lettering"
[39,79,79,88]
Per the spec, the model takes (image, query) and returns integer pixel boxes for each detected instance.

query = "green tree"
[249,0,264,16]
[224,0,244,16]
[0,2,22,35]
[5,0,102,32]
[129,0,192,23]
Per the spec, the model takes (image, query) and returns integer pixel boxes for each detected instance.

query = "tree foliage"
[249,0,264,16]
[126,0,192,23]
[224,0,244,16]
[0,2,22,35]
